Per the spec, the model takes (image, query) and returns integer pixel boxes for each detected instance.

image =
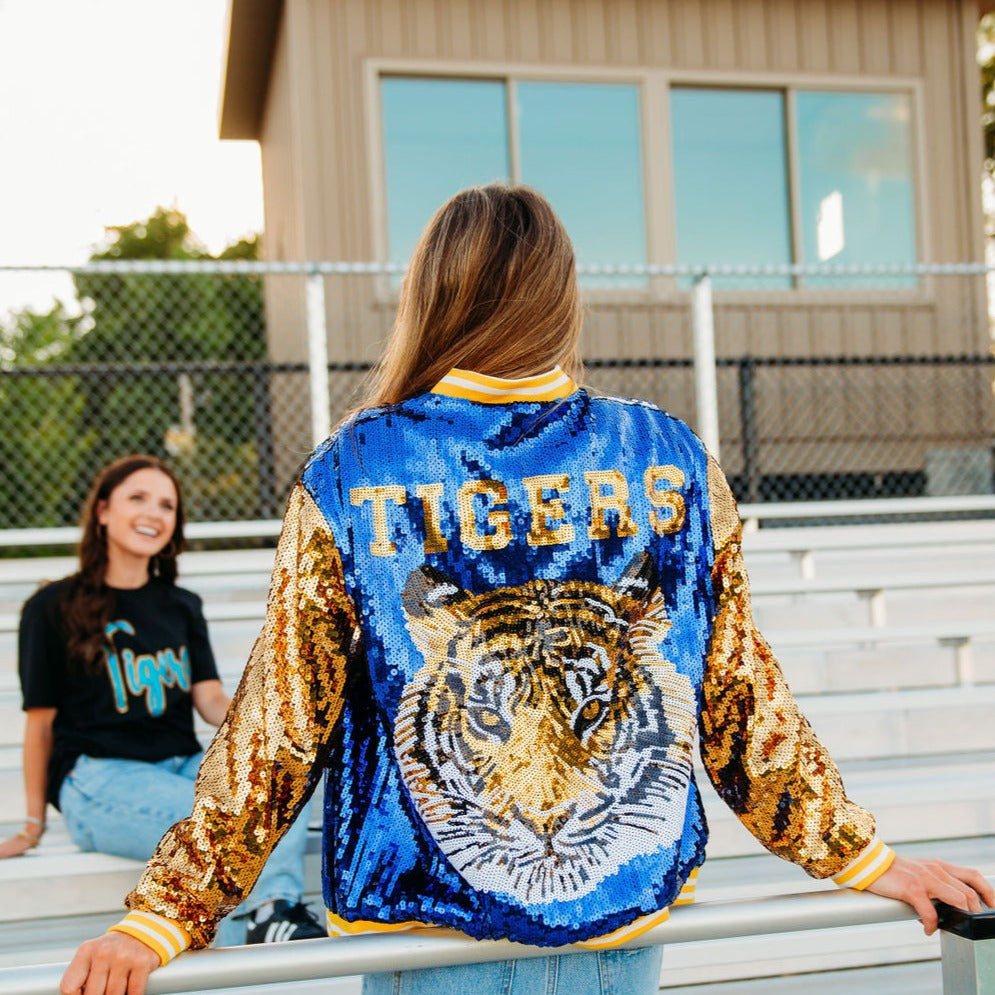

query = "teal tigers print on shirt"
[104,619,192,716]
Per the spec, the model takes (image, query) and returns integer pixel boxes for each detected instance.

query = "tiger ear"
[614,551,658,605]
[402,566,471,652]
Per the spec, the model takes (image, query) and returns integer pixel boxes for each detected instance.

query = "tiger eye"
[480,710,501,727]
[581,701,601,720]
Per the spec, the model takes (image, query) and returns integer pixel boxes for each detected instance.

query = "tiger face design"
[394,552,696,907]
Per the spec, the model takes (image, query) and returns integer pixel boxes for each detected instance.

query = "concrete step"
[753,588,995,633]
[4,676,992,766]
[795,684,995,760]
[700,751,995,858]
[660,835,995,987]
[661,960,942,994]
[2,749,992,850]
[777,643,961,696]
[0,817,324,927]
[660,927,940,991]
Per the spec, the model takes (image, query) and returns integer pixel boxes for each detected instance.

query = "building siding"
[247,0,992,474]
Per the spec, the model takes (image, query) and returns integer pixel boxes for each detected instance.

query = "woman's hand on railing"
[864,855,995,935]
[60,932,159,995]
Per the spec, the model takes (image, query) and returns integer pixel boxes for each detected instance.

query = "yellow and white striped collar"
[430,366,577,404]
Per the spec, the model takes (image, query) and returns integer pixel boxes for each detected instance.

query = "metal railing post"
[691,274,721,461]
[939,903,995,993]
[306,270,332,446]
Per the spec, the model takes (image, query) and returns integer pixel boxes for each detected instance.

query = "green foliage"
[0,303,98,528]
[980,15,995,168]
[73,206,264,363]
[0,300,86,368]
[172,437,262,521]
[2,208,270,530]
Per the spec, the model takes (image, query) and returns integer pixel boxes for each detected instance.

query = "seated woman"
[0,454,324,945]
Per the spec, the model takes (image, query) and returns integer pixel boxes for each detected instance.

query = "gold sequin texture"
[124,485,357,948]
[699,455,877,877]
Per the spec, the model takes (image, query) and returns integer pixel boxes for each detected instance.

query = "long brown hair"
[358,184,584,411]
[62,455,186,670]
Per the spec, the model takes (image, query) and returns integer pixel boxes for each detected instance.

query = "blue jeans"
[362,946,663,995]
[59,752,312,944]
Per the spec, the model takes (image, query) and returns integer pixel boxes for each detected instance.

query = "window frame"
[365,58,930,304]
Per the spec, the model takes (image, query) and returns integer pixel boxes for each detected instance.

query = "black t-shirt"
[19,576,220,809]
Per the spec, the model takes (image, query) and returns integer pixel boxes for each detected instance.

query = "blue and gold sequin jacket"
[113,368,893,964]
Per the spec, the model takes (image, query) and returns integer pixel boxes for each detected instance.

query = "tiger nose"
[541,812,569,840]
[521,807,570,841]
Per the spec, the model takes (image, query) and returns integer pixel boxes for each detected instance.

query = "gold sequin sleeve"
[124,483,357,947]
[700,456,883,880]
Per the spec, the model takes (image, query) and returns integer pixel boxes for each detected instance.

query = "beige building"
[220,0,995,498]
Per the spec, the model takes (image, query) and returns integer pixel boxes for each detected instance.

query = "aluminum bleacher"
[0,506,993,991]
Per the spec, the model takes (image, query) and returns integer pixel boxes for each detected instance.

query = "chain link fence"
[1,263,993,533]
[585,355,995,503]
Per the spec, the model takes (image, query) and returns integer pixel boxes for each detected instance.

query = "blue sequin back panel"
[302,389,716,945]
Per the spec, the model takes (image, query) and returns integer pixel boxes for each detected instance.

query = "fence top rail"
[5,260,995,277]
[0,884,964,995]
[3,354,992,378]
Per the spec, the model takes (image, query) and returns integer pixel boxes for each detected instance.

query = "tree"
[73,206,264,363]
[981,15,995,172]
[0,303,98,529]
[1,208,269,530]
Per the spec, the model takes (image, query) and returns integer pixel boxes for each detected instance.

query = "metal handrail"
[0,885,953,995]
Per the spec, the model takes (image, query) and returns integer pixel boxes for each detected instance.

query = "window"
[795,92,916,288]
[380,76,646,283]
[670,88,793,290]
[381,78,509,270]
[379,74,919,292]
[670,86,918,288]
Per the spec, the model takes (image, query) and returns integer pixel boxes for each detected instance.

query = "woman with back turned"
[62,187,993,995]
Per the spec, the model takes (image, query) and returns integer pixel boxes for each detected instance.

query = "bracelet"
[24,816,44,828]
[15,830,40,849]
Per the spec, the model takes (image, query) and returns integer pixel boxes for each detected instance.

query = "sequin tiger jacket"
[112,368,894,964]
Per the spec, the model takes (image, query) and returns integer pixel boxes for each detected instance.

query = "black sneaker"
[245,899,327,943]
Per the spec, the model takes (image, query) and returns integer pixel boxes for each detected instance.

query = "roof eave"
[218,0,284,140]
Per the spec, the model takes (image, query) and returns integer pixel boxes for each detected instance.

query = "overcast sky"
[0,0,264,314]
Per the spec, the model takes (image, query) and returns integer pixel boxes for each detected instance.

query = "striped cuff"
[108,911,192,966]
[832,837,896,891]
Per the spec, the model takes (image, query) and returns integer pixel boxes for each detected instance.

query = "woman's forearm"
[22,708,55,826]
[191,679,231,727]
[0,708,58,855]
